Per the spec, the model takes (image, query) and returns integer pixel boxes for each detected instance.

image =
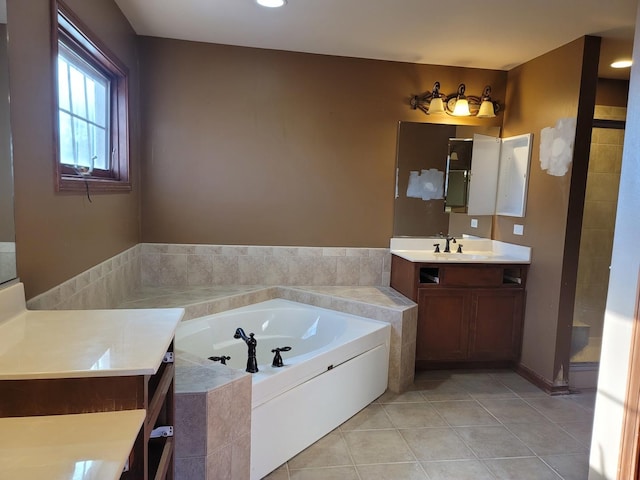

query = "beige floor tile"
[340,404,394,431]
[484,457,562,479]
[400,427,476,461]
[524,397,593,423]
[288,466,360,480]
[413,379,472,401]
[541,453,590,480]
[477,398,550,424]
[343,429,415,464]
[506,422,588,456]
[557,420,594,447]
[382,402,447,428]
[455,376,517,399]
[506,383,549,397]
[287,431,352,469]
[356,462,428,480]
[421,459,495,480]
[377,389,426,404]
[431,400,500,426]
[566,391,597,411]
[262,464,289,479]
[455,425,533,458]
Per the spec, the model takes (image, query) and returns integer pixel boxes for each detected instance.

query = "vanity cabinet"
[0,342,176,480]
[0,289,183,480]
[391,255,528,369]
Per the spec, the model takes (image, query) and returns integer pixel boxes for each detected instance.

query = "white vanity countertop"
[0,283,185,380]
[0,409,145,480]
[390,237,531,264]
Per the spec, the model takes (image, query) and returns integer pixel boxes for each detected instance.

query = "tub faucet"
[271,346,292,367]
[208,355,230,365]
[234,328,259,373]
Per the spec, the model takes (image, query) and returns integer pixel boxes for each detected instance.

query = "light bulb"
[256,0,286,7]
[452,98,471,116]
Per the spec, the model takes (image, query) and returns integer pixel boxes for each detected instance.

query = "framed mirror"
[393,122,500,237]
[0,0,16,286]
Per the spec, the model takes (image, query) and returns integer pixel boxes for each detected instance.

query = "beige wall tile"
[212,256,239,285]
[175,393,208,458]
[207,383,235,451]
[206,444,232,480]
[188,255,214,285]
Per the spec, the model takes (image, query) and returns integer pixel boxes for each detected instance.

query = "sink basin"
[390,238,532,264]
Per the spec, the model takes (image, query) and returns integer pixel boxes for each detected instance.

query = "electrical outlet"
[513,224,524,235]
[470,218,478,228]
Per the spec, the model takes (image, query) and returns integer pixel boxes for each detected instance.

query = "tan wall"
[497,37,599,384]
[6,0,141,299]
[138,37,506,248]
[596,78,629,107]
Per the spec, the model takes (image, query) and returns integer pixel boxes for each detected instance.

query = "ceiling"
[116,0,637,79]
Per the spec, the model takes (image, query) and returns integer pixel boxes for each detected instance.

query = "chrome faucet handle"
[457,244,463,253]
[433,244,440,253]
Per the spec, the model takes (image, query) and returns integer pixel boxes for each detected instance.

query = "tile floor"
[263,370,595,480]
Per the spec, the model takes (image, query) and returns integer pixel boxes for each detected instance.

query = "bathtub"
[175,298,391,479]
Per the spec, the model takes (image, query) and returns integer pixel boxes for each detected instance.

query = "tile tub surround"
[0,241,16,281]
[174,354,252,480]
[26,244,141,311]
[140,244,391,288]
[26,243,391,310]
[25,243,414,393]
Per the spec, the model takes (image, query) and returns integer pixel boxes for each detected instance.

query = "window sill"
[57,175,131,193]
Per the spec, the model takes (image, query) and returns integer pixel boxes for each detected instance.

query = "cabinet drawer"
[441,266,503,287]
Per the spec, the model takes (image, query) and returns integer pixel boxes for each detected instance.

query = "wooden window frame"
[52,0,131,193]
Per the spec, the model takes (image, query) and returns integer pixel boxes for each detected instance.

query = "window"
[53,1,130,192]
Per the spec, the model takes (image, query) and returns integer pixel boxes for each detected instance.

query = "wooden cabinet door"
[468,289,524,361]
[417,288,470,363]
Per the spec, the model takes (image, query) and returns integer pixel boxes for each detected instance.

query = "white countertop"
[0,283,185,380]
[390,237,531,264]
[0,409,146,480]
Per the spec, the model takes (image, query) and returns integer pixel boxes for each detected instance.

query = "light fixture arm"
[409,81,442,115]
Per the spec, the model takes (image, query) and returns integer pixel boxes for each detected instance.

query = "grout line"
[338,428,364,480]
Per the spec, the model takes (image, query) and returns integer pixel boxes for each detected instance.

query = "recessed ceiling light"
[611,60,633,69]
[256,0,287,7]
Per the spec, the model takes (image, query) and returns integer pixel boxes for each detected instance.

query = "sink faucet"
[234,327,259,373]
[443,235,456,253]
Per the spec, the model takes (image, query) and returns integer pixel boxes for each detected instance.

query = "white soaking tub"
[175,298,391,479]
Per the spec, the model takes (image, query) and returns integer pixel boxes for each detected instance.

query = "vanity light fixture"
[256,0,287,7]
[410,82,501,118]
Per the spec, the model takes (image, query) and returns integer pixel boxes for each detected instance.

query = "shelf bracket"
[162,352,174,363]
[150,425,174,438]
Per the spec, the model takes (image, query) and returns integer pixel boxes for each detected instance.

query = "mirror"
[0,0,16,286]
[444,138,473,212]
[393,122,500,237]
